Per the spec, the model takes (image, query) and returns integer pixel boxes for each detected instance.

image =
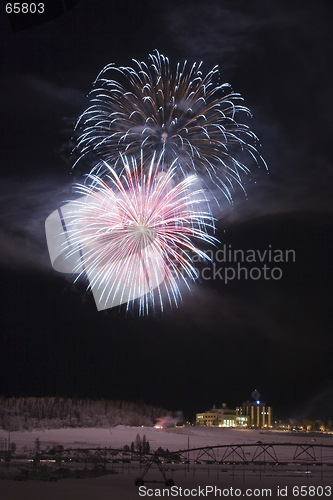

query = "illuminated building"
[237,401,272,428]
[196,392,273,428]
[196,405,239,427]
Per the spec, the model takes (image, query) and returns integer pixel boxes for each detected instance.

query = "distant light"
[256,400,260,404]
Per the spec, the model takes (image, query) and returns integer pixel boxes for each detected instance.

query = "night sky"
[0,0,333,422]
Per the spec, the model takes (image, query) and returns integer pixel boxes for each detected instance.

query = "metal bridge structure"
[2,441,333,465]
[174,442,333,464]
[2,442,333,485]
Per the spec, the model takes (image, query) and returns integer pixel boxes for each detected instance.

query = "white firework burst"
[74,51,266,202]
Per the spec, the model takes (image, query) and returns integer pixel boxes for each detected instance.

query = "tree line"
[0,397,169,430]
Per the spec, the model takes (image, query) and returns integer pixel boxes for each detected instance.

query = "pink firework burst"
[65,154,218,313]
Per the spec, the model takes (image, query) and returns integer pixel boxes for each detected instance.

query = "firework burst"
[46,52,266,312]
[64,155,218,313]
[74,51,266,202]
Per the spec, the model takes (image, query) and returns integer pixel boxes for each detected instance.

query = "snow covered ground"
[2,427,333,499]
[1,425,333,453]
[2,471,333,500]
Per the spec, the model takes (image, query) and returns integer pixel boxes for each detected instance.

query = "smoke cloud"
[0,176,74,270]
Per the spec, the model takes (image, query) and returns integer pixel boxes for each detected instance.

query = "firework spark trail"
[64,155,218,313]
[74,51,266,202]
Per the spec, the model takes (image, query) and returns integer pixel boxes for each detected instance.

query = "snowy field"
[1,425,333,453]
[2,427,333,499]
[1,467,333,500]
